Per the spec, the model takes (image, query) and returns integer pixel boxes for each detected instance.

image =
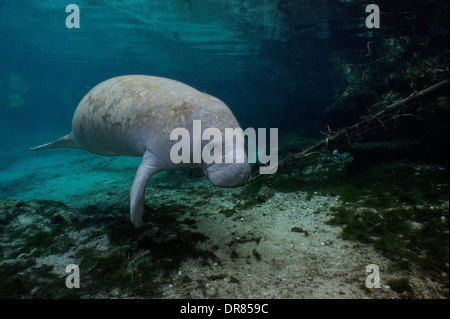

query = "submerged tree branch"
[249,77,449,183]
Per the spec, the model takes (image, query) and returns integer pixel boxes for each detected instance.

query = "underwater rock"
[408,221,423,231]
[356,207,380,216]
[205,283,219,297]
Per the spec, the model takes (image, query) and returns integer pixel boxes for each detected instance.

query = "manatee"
[31,75,251,227]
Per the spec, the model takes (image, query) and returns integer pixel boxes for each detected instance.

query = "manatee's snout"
[205,162,251,188]
[232,164,251,187]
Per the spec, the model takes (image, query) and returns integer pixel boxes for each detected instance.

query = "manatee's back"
[71,75,202,157]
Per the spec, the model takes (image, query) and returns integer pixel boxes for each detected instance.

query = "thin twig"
[248,78,449,183]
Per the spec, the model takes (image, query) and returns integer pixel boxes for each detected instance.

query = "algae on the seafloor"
[313,159,449,297]
[0,200,219,298]
[237,155,449,297]
[0,154,448,298]
[388,277,415,298]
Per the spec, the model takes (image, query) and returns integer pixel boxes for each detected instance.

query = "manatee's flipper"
[189,167,205,177]
[130,151,160,228]
[30,133,78,151]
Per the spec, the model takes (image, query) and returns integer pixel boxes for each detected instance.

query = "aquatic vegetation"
[313,160,450,295]
[388,277,415,298]
[243,153,448,297]
[290,226,309,237]
[252,249,262,261]
[0,199,219,298]
[228,235,261,246]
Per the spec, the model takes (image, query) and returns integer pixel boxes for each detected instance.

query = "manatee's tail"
[30,133,79,151]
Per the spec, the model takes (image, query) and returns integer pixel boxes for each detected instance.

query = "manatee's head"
[203,160,251,188]
[190,98,251,187]
[197,136,249,187]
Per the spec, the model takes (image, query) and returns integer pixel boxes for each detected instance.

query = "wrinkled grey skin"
[31,75,251,227]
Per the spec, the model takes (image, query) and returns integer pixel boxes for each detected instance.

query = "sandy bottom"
[0,142,447,299]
